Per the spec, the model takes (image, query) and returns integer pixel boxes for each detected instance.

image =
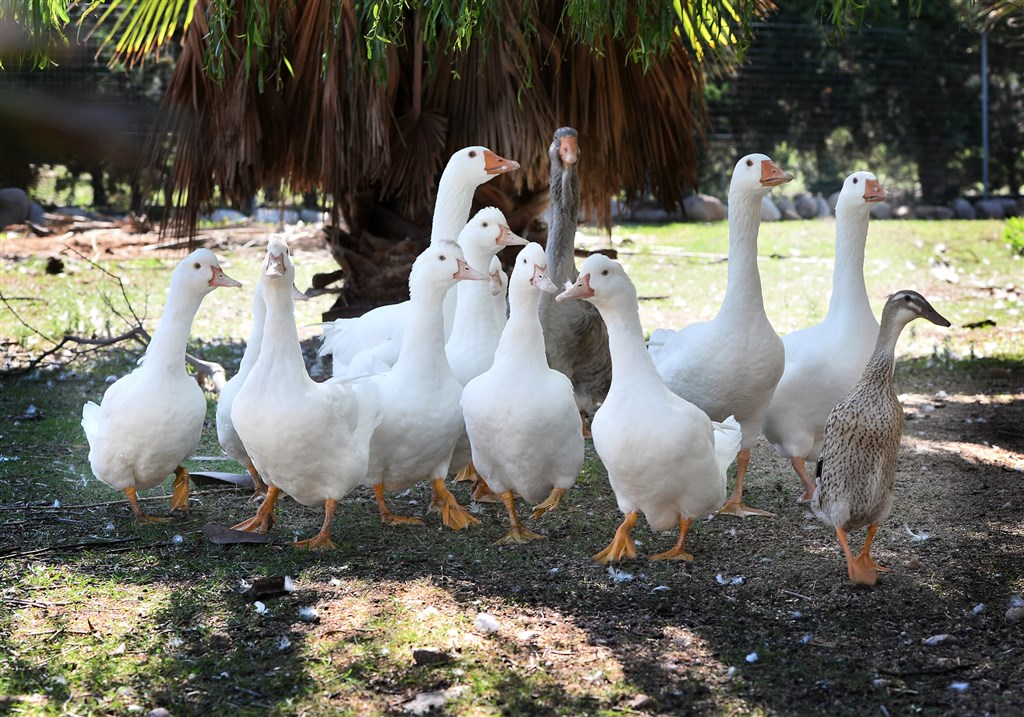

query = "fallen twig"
[0,536,143,558]
[0,486,239,512]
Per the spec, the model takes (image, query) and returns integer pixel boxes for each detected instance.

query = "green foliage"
[1005,215,1024,255]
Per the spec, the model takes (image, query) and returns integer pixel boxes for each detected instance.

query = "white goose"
[445,207,527,494]
[230,238,381,549]
[362,243,489,530]
[216,271,309,497]
[462,242,584,543]
[320,147,519,377]
[762,171,887,501]
[558,254,742,563]
[648,153,792,517]
[82,249,241,522]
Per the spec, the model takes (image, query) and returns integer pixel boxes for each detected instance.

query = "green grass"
[1,219,1022,716]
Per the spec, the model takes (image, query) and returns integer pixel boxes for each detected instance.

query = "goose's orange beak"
[497,223,527,246]
[760,160,793,187]
[863,178,888,203]
[556,273,594,302]
[483,150,520,175]
[210,266,242,288]
[264,252,286,278]
[454,258,488,281]
[559,135,579,167]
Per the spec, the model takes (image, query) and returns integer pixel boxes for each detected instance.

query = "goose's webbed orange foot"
[531,487,567,520]
[648,518,695,562]
[293,498,338,550]
[470,477,500,503]
[431,479,480,531]
[593,511,639,564]
[125,487,169,524]
[231,485,280,533]
[373,484,423,526]
[169,466,191,512]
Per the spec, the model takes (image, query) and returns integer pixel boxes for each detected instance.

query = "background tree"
[703,0,1023,202]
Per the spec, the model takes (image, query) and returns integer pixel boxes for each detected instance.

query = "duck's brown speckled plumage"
[811,290,951,584]
[811,342,903,532]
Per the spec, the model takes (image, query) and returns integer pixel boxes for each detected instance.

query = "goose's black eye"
[904,295,912,301]
[746,159,754,167]
[469,151,477,158]
[601,269,609,276]
[521,258,526,264]
[482,222,488,227]
[439,255,447,261]
[193,262,201,270]
[853,178,859,184]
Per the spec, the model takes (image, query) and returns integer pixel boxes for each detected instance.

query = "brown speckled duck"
[811,290,951,586]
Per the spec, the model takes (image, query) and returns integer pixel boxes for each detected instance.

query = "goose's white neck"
[237,285,266,377]
[448,271,497,346]
[432,172,478,245]
[826,207,872,324]
[462,242,496,275]
[258,277,308,375]
[598,296,666,394]
[719,190,768,317]
[394,281,450,379]
[142,281,206,374]
[492,285,547,373]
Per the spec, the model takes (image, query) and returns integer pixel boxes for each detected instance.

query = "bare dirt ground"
[2,224,1023,716]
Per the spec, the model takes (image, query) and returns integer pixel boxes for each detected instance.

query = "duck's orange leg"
[718,449,775,517]
[293,498,338,550]
[531,487,567,520]
[580,410,592,439]
[247,462,269,499]
[593,511,639,564]
[373,483,423,526]
[648,517,695,562]
[125,487,169,524]
[837,526,887,586]
[431,478,481,530]
[169,466,191,512]
[791,457,816,503]
[231,485,280,533]
[495,491,543,545]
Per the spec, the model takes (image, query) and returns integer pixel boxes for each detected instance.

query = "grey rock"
[827,191,841,213]
[794,193,818,219]
[403,691,448,715]
[299,207,325,224]
[0,188,31,228]
[683,194,727,222]
[147,709,172,717]
[1006,606,1024,623]
[254,207,300,224]
[28,202,46,225]
[915,205,940,220]
[761,195,782,221]
[935,207,955,220]
[996,197,1021,217]
[974,199,1006,219]
[208,207,248,224]
[870,202,893,220]
[776,196,797,216]
[950,197,976,220]
[815,195,831,217]
[412,647,453,666]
